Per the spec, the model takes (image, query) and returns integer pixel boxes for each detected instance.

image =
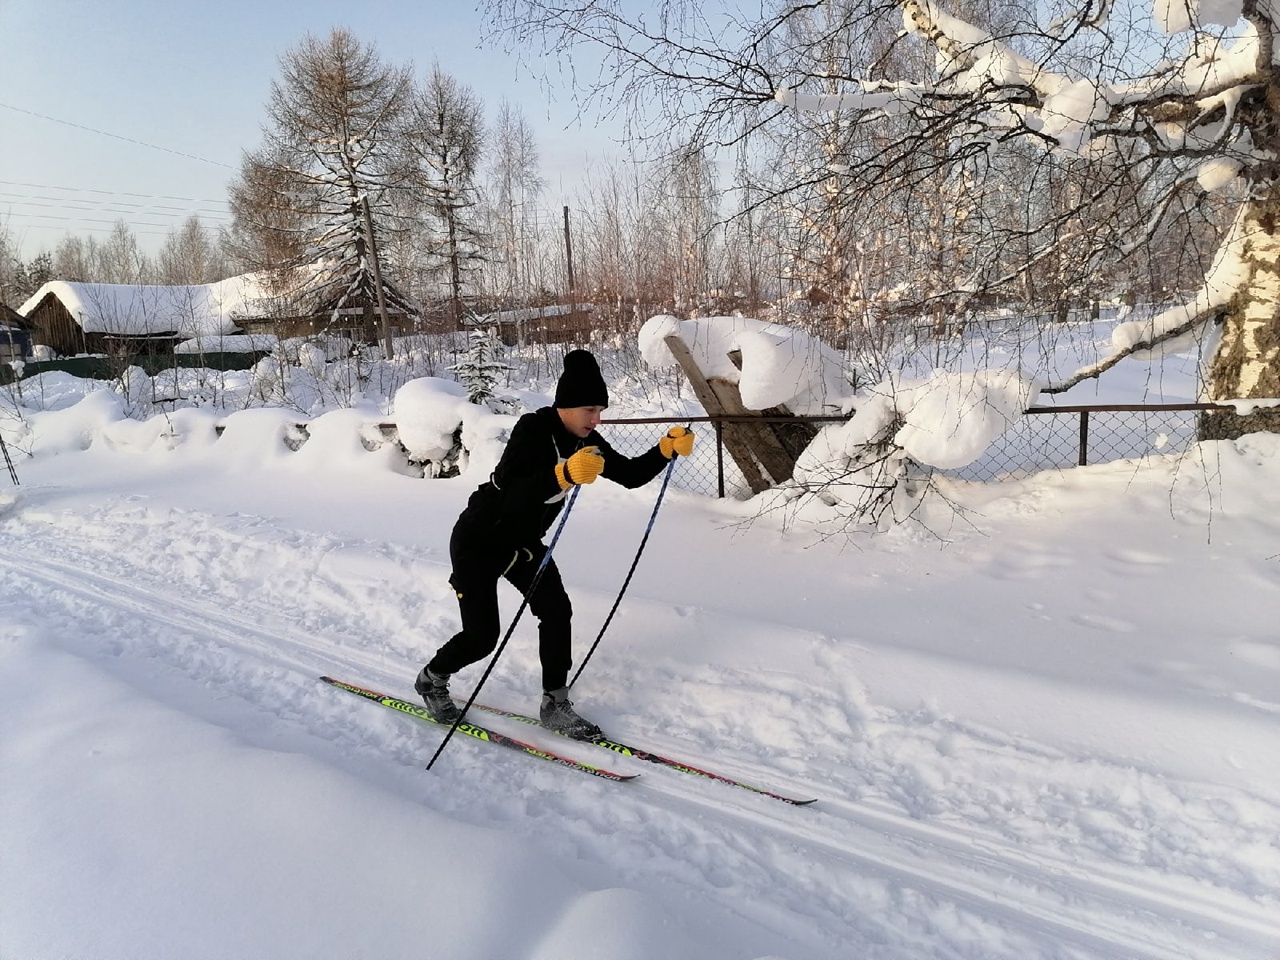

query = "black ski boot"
[415,667,461,724]
[539,688,603,740]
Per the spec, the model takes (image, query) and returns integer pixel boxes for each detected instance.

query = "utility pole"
[360,195,395,360]
[563,205,577,302]
[563,205,581,336]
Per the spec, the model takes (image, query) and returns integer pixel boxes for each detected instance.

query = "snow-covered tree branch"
[486,0,1280,437]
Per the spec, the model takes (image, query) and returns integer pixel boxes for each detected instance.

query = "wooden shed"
[467,303,594,346]
[20,288,173,356]
[234,297,415,344]
[230,268,419,346]
[1,303,31,362]
[17,279,254,358]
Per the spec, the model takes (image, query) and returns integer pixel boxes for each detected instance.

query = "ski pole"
[568,449,679,690]
[427,484,581,771]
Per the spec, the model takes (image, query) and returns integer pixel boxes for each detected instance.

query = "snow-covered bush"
[392,377,470,477]
[247,338,372,414]
[791,369,1040,525]
[116,365,154,419]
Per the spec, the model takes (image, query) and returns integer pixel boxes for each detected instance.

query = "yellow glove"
[556,446,605,490]
[659,426,695,459]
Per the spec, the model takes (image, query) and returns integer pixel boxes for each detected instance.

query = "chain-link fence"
[600,417,742,498]
[602,404,1227,496]
[941,404,1220,481]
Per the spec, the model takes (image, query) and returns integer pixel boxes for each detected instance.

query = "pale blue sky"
[0,0,624,258]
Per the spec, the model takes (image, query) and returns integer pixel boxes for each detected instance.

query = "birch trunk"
[1202,193,1280,439]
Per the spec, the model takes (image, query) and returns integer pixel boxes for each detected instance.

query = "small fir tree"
[451,326,511,407]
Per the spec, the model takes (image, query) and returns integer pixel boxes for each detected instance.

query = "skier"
[416,349,695,739]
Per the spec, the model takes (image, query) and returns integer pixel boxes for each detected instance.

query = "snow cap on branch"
[1154,0,1242,33]
[845,370,1041,470]
[782,0,1257,159]
[1106,203,1249,363]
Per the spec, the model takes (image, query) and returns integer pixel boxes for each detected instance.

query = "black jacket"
[455,406,669,547]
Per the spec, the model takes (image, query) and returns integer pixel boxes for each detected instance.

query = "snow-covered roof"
[17,275,282,339]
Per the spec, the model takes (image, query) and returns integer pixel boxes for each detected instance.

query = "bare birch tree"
[98,220,152,284]
[481,100,546,304]
[51,235,99,284]
[406,63,487,326]
[0,225,22,307]
[659,145,720,314]
[157,216,228,285]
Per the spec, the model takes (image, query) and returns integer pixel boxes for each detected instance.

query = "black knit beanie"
[553,349,609,408]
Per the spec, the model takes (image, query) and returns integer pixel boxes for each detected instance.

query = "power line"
[2,210,233,247]
[0,195,232,220]
[0,102,235,169]
[15,222,193,240]
[0,175,235,250]
[5,212,218,228]
[0,179,231,206]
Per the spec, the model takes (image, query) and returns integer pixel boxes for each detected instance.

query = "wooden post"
[664,335,771,494]
[714,419,725,498]
[725,350,817,483]
[663,335,824,495]
[564,206,585,339]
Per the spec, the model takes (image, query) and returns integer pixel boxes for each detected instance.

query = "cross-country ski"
[319,676,638,782]
[462,698,816,805]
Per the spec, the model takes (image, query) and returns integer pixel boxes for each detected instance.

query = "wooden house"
[466,303,594,346]
[19,270,421,358]
[18,280,249,358]
[233,295,415,344]
[0,303,31,362]
[229,269,418,346]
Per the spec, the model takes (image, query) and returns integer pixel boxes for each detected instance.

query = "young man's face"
[558,405,605,438]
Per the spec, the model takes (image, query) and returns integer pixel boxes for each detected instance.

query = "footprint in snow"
[1071,613,1138,634]
[1104,548,1171,572]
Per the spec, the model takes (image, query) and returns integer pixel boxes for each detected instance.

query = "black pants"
[428,522,574,691]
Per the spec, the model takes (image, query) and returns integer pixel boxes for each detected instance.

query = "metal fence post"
[1078,410,1090,466]
[715,419,725,498]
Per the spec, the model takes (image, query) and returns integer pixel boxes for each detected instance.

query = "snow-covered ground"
[1,320,1277,959]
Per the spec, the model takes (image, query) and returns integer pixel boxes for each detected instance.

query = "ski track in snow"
[2,499,1278,960]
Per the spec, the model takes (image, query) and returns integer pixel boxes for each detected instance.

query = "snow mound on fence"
[638,314,852,415]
